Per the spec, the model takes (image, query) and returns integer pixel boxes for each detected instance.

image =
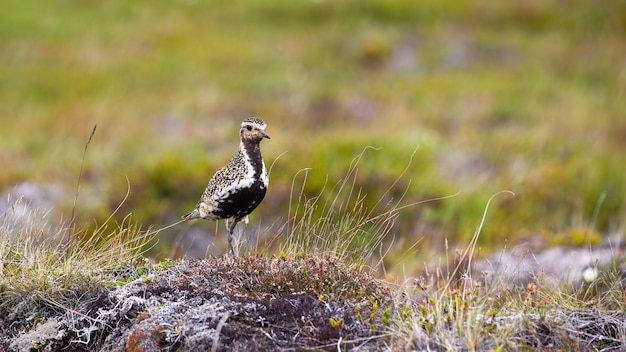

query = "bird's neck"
[240,140,264,176]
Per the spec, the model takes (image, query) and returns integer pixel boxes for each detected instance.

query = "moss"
[548,228,603,247]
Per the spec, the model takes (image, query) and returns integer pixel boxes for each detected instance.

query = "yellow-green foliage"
[1,0,625,264]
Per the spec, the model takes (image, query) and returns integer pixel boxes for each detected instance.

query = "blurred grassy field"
[1,0,625,267]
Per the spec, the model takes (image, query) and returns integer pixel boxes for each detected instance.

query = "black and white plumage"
[182,117,270,255]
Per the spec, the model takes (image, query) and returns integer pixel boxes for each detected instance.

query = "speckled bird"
[182,117,270,255]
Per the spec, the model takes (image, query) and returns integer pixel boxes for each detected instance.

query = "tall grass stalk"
[70,124,97,227]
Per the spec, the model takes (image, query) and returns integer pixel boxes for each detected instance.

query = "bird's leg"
[226,218,239,256]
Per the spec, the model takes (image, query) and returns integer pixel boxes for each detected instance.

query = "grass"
[1,163,625,350]
[0,188,153,304]
[396,257,626,351]
[1,0,625,260]
[1,1,626,349]
[385,190,626,350]
[278,146,404,266]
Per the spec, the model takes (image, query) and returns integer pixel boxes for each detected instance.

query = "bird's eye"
[246,125,252,131]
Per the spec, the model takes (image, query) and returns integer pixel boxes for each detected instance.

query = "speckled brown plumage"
[182,117,270,255]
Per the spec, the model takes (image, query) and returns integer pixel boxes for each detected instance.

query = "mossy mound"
[0,254,395,351]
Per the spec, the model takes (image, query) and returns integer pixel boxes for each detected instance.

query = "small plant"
[31,341,46,351]
[277,250,287,260]
[369,297,379,322]
[329,317,344,330]
[154,258,176,270]
[355,305,363,322]
[381,306,392,326]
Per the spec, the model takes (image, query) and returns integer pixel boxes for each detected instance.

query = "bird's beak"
[261,132,271,139]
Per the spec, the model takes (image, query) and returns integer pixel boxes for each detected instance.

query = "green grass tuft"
[0,198,154,303]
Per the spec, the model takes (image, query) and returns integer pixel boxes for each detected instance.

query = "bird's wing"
[211,170,254,202]
[205,159,252,202]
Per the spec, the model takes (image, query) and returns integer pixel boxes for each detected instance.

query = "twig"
[212,312,230,352]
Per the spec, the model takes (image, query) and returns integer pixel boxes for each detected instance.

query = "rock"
[474,237,626,287]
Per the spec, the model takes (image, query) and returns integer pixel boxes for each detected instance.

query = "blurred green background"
[1,0,625,270]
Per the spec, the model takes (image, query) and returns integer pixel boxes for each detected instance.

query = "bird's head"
[240,117,270,142]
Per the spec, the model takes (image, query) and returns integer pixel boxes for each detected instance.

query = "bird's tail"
[181,209,199,220]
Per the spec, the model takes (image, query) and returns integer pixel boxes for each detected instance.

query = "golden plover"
[182,117,270,255]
